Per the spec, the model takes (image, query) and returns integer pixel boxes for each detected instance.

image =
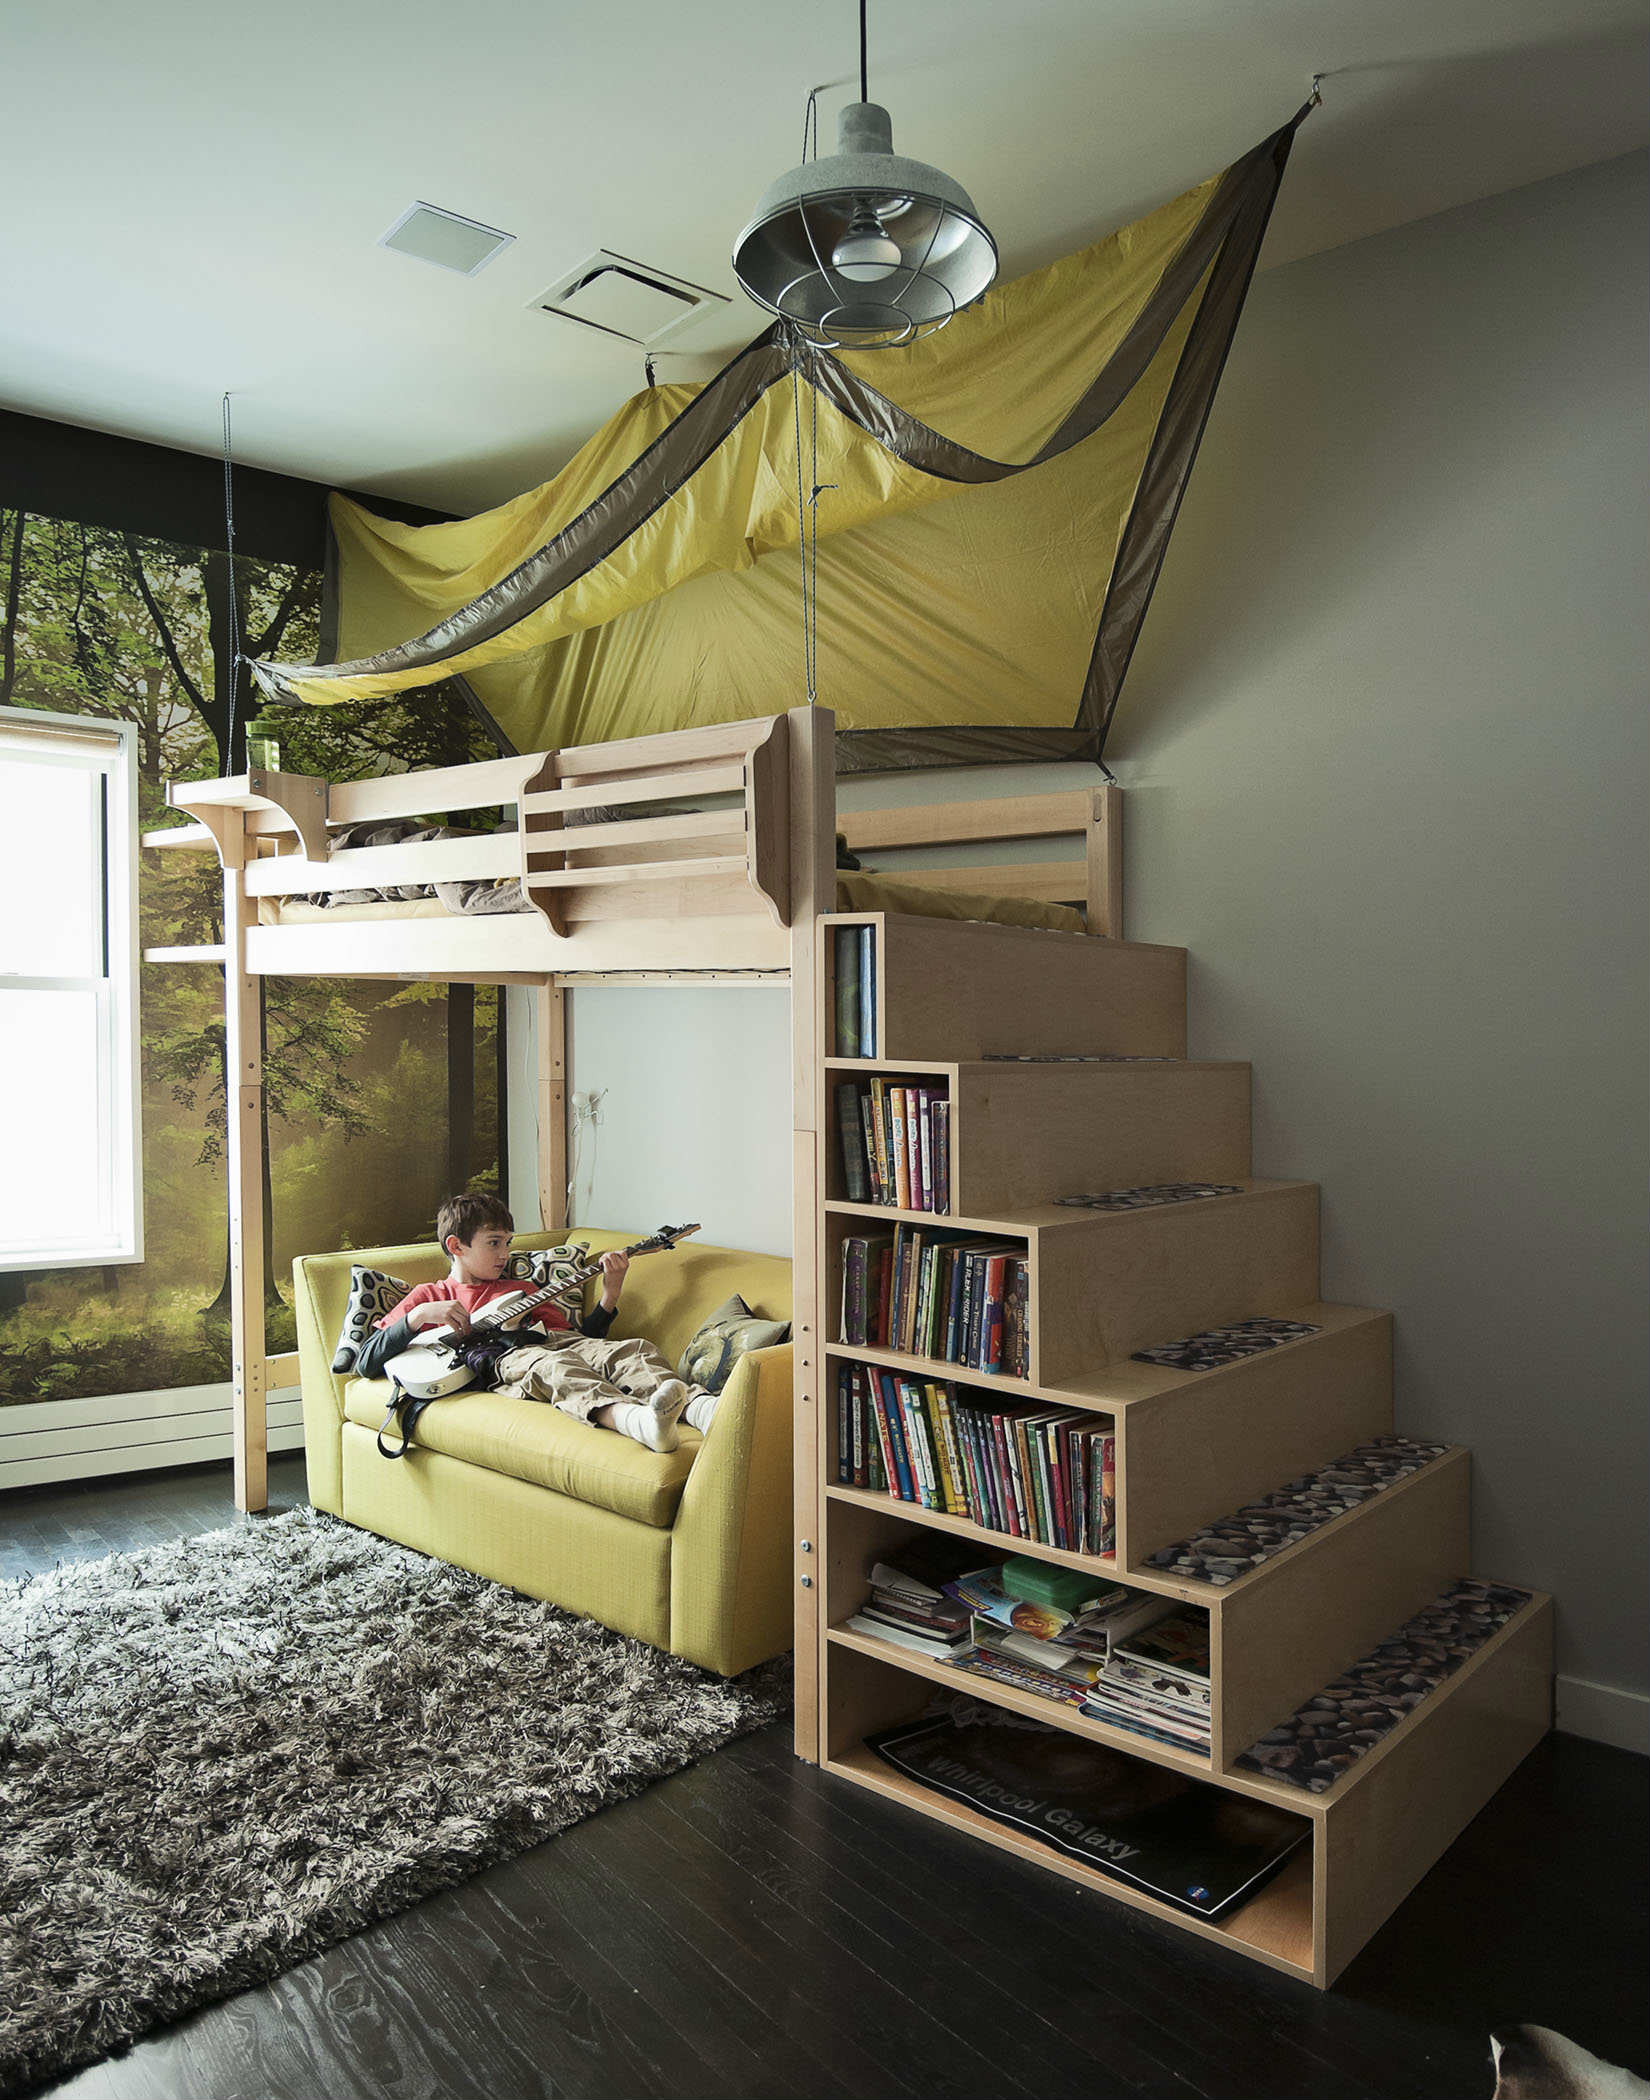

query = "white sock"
[609,1399,681,1453]
[683,1389,719,1436]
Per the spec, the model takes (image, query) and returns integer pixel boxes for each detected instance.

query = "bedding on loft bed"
[260,818,1087,936]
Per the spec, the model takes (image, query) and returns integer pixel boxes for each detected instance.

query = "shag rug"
[0,1507,789,2096]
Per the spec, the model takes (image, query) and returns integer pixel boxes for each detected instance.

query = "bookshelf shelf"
[827,1623,1224,1787]
[823,1481,1205,1606]
[824,1745,1319,1982]
[803,890,1554,1988]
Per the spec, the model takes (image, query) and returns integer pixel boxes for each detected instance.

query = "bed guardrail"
[146,714,795,939]
[836,782,1122,937]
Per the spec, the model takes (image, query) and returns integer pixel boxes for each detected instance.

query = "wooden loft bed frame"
[144,704,1121,1516]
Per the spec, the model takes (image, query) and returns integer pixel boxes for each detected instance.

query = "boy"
[357,1192,717,1452]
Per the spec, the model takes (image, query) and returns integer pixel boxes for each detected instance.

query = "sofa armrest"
[668,1342,794,1677]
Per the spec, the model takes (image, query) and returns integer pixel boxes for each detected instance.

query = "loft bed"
[144,705,1122,1515]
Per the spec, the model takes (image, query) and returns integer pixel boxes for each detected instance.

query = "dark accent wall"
[0,405,446,564]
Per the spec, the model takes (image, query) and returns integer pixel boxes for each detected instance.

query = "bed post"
[788,704,835,1764]
[1086,782,1124,938]
[221,818,268,1513]
[536,981,568,1234]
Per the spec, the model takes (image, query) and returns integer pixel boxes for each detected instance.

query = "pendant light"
[732,1,997,349]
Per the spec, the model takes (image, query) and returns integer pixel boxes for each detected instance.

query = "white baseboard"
[0,1382,304,1491]
[1556,1674,1650,1755]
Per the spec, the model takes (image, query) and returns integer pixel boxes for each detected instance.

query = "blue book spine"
[877,1371,917,1502]
[858,924,876,1057]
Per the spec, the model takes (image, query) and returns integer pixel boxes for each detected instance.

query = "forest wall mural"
[0,498,500,1408]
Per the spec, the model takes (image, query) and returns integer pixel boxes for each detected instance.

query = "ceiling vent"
[530,251,729,345]
[379,203,515,276]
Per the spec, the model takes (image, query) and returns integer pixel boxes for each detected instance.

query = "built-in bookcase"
[806,909,1554,1989]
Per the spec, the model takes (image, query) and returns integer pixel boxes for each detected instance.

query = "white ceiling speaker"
[378,202,515,276]
[530,251,730,347]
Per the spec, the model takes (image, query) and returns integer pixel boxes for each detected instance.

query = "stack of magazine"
[1079,1606,1212,1754]
[940,1563,1181,1712]
[843,1535,979,1657]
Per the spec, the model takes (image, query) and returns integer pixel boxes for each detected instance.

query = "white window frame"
[0,706,143,1270]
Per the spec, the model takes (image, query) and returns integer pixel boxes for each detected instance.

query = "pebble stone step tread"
[1143,1433,1450,1586]
[1054,1183,1243,1213]
[1129,1314,1322,1372]
[1232,1577,1535,1793]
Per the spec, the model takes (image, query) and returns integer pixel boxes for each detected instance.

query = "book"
[836,1082,869,1203]
[834,926,861,1056]
[858,923,876,1056]
[859,1091,883,1203]
[916,1090,934,1212]
[1112,1607,1211,1682]
[890,1089,911,1209]
[932,1099,950,1215]
[845,1613,964,1658]
[868,1081,890,1203]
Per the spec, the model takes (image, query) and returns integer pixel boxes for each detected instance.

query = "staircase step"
[1210,1445,1471,1767]
[1232,1576,1540,1797]
[955,1058,1252,1213]
[826,909,1187,1061]
[1055,1303,1394,1569]
[1032,1179,1319,1382]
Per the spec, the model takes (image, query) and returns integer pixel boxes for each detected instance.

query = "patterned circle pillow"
[331,1265,410,1374]
[677,1294,791,1395]
[504,1243,591,1323]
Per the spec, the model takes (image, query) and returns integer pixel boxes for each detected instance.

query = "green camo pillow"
[677,1294,790,1395]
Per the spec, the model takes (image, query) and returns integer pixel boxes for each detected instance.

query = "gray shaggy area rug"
[0,1506,789,2096]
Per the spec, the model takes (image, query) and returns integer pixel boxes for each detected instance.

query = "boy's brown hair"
[436,1190,514,1251]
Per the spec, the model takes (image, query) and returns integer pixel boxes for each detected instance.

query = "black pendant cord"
[221,391,243,770]
[859,0,868,101]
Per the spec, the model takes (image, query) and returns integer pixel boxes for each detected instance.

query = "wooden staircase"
[805,911,1552,1988]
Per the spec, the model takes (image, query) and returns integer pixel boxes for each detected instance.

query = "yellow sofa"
[292,1227,793,1677]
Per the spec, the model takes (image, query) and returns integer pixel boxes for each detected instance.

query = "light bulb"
[831,204,902,283]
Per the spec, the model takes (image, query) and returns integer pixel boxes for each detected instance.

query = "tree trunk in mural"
[1,508,25,704]
[447,985,475,1195]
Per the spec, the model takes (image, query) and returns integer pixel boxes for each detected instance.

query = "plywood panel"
[1317,1597,1552,1983]
[865,914,1187,1061]
[1034,1182,1320,1383]
[952,1060,1251,1214]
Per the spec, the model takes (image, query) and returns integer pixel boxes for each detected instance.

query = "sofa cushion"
[331,1265,410,1373]
[343,1378,702,1529]
[678,1294,791,1393]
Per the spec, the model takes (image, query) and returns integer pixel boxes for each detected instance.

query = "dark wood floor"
[7,1456,1647,2100]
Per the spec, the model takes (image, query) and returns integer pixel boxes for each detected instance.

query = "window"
[0,708,142,1269]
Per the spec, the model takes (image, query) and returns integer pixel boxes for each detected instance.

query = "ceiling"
[5,0,1646,517]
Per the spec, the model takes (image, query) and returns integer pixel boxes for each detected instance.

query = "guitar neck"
[469,1228,693,1335]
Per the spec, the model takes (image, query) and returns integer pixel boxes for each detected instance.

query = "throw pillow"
[331,1265,410,1374]
[505,1242,591,1323]
[677,1294,791,1395]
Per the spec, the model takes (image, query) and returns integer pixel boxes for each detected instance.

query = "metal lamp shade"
[733,101,997,347]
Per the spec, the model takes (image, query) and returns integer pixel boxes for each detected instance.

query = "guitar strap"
[374,1331,518,1459]
[376,1379,442,1460]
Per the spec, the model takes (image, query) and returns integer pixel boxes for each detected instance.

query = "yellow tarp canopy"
[257,115,1302,766]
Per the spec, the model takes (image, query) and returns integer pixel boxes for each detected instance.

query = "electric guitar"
[384,1224,701,1401]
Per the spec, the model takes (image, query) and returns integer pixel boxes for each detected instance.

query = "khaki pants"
[493,1332,694,1424]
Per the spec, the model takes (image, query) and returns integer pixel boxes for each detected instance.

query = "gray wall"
[519,151,1648,1743]
[1119,150,1649,1741]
